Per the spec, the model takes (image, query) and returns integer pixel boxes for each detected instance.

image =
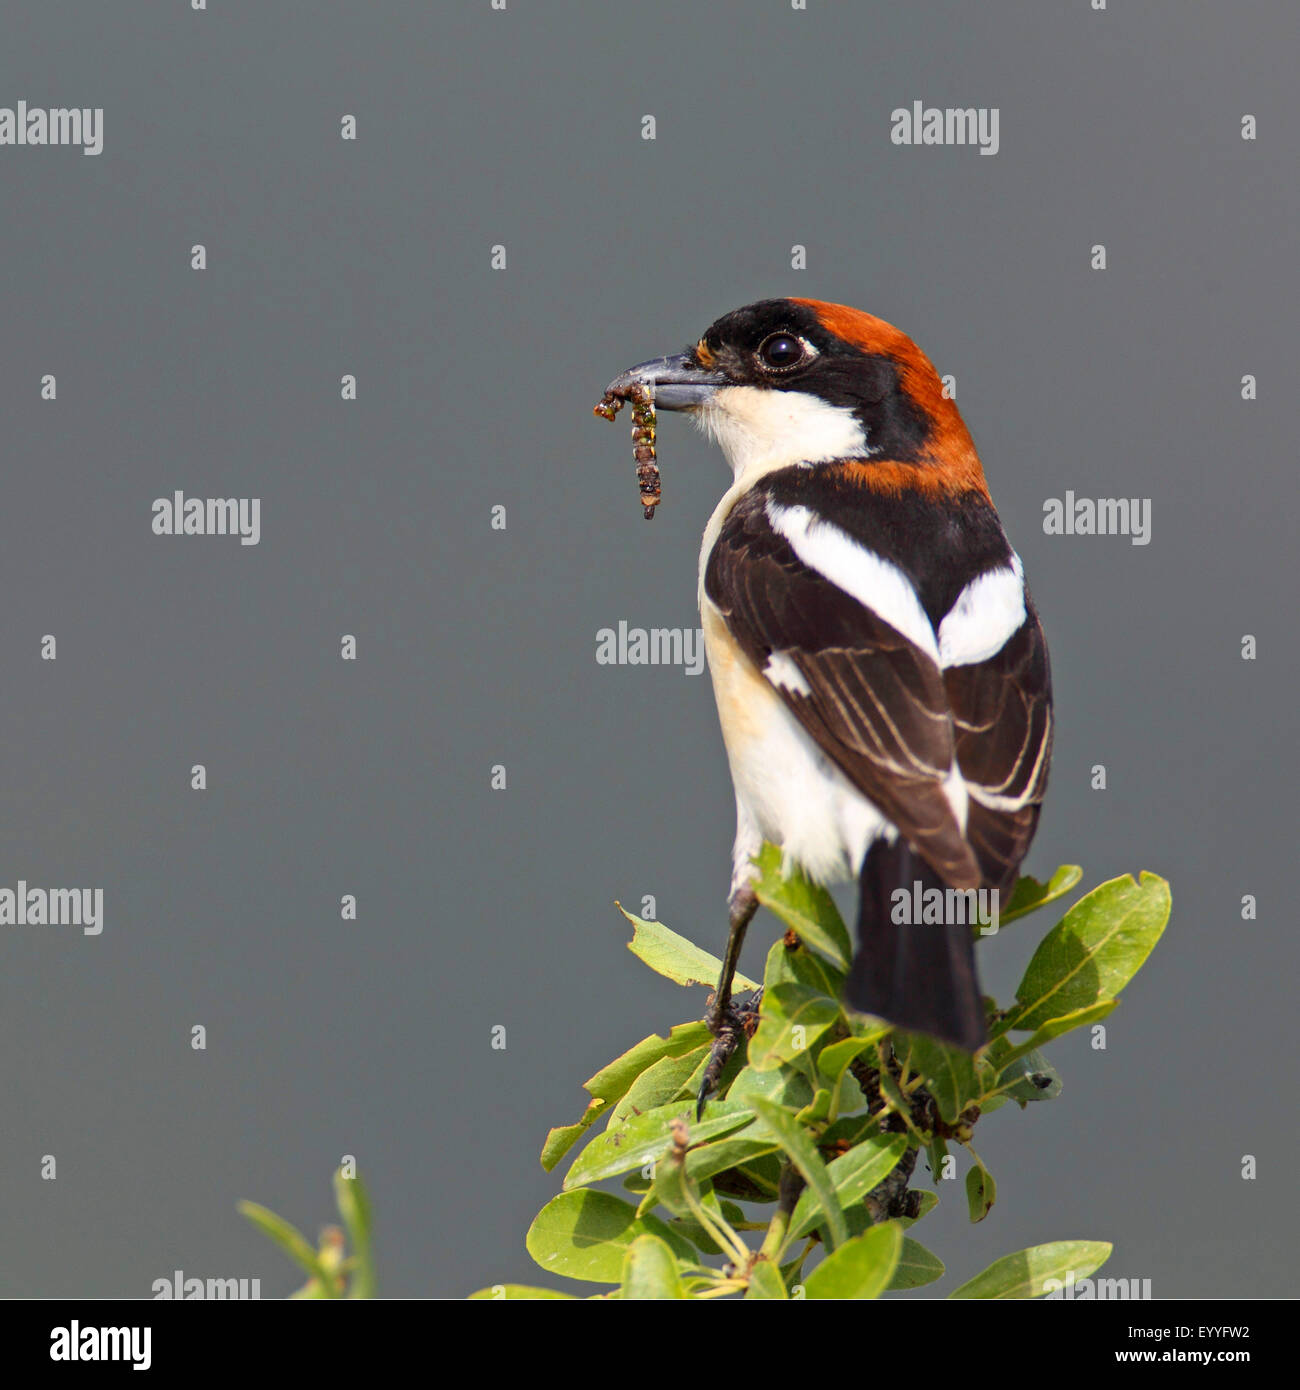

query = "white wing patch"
[942,763,970,832]
[763,650,813,697]
[765,500,940,662]
[937,556,1026,668]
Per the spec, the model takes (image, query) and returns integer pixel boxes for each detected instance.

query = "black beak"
[603,352,728,411]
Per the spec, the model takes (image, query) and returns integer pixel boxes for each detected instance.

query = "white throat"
[694,385,869,486]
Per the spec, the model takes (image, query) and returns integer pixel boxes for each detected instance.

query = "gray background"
[0,1,1293,1299]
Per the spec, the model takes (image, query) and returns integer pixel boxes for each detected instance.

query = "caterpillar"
[593,380,660,520]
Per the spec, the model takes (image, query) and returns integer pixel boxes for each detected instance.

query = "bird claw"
[696,988,764,1119]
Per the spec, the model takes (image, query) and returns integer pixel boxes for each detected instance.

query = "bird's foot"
[696,988,764,1119]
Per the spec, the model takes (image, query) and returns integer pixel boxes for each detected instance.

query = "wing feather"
[705,487,1052,894]
[705,492,981,888]
[944,606,1053,890]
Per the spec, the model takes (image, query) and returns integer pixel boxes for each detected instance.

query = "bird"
[600,297,1053,1095]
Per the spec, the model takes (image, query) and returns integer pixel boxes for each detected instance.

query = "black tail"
[844,839,987,1052]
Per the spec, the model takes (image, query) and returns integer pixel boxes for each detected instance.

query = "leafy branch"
[476,851,1170,1300]
[239,1168,375,1299]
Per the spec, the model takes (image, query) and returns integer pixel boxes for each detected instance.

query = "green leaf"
[816,1035,874,1088]
[816,1035,881,1118]
[789,1131,909,1241]
[670,1225,727,1257]
[965,1158,996,1223]
[646,1141,746,1266]
[607,1047,710,1128]
[762,935,843,996]
[680,1036,748,1108]
[668,1198,748,1256]
[903,1190,939,1228]
[288,1279,334,1301]
[617,904,759,992]
[745,1259,789,1300]
[729,1058,816,1112]
[875,1066,923,1141]
[585,1022,714,1103]
[832,1074,868,1118]
[584,1022,712,1103]
[620,1234,686,1300]
[924,1136,948,1185]
[541,1021,711,1171]
[751,843,853,970]
[1010,873,1170,1029]
[902,1034,988,1125]
[799,1087,835,1125]
[541,1111,604,1174]
[803,1222,903,1300]
[997,1048,1063,1103]
[525,1191,695,1284]
[237,1201,340,1296]
[682,1133,781,1187]
[564,1100,755,1189]
[712,1152,784,1204]
[949,1240,1113,1300]
[748,984,843,1072]
[820,1111,882,1148]
[994,999,1117,1053]
[996,865,1084,927]
[676,1131,783,1206]
[332,1170,375,1298]
[750,1098,847,1251]
[468,1284,577,1300]
[888,1237,945,1290]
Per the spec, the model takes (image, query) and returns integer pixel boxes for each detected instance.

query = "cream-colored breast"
[699,586,894,887]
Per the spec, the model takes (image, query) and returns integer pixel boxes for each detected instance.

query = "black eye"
[757,333,804,371]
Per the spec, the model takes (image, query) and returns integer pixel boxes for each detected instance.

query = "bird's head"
[603,297,988,497]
